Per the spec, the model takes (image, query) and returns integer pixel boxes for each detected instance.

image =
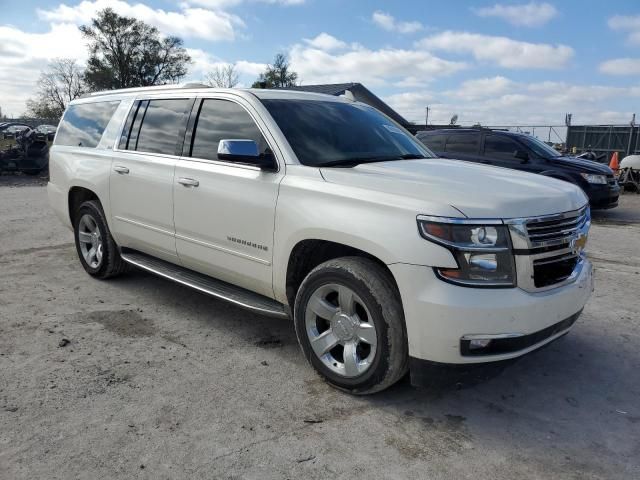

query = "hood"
[547,156,613,175]
[320,159,588,219]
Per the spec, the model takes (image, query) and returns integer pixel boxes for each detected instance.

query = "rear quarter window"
[55,101,120,148]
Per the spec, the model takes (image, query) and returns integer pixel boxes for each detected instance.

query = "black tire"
[294,257,408,395]
[73,200,128,279]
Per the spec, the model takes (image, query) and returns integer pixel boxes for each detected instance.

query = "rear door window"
[127,99,192,155]
[190,99,268,162]
[55,101,120,148]
[444,134,480,155]
[484,135,522,159]
[419,134,446,151]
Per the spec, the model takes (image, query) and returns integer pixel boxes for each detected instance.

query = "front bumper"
[388,258,593,366]
[586,182,619,209]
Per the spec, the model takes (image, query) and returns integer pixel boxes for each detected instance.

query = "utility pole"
[425,106,430,129]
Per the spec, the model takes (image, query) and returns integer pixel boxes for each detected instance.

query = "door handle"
[114,166,129,174]
[178,177,199,187]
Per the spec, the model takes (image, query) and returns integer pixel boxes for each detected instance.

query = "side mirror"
[514,150,529,162]
[217,139,276,170]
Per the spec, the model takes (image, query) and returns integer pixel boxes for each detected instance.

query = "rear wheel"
[73,200,128,279]
[294,257,408,394]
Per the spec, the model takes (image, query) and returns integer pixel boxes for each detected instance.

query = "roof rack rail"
[85,82,211,97]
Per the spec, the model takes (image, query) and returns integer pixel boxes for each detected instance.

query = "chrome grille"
[525,206,590,248]
[506,205,590,292]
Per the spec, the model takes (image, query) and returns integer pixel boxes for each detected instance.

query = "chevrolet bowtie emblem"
[570,233,588,255]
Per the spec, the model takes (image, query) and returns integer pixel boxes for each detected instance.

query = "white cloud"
[38,0,245,41]
[599,58,640,76]
[235,60,268,76]
[417,31,573,69]
[608,15,640,45]
[290,38,466,86]
[473,2,558,27]
[187,0,304,7]
[303,33,347,51]
[372,11,423,34]
[185,48,265,85]
[385,79,640,127]
[0,23,87,115]
[449,76,515,100]
[394,76,430,88]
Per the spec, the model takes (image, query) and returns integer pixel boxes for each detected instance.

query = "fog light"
[469,338,492,350]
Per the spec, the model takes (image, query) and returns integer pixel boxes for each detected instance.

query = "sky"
[1,0,639,128]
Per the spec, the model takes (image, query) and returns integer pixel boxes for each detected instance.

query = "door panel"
[109,97,193,261]
[110,152,178,260]
[174,160,280,297]
[173,97,282,298]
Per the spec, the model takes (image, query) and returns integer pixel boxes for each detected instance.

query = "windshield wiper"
[317,154,427,168]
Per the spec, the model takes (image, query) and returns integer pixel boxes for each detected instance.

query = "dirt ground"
[1,180,639,479]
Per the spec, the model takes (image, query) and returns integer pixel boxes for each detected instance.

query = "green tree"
[252,54,298,88]
[26,58,86,120]
[80,8,191,90]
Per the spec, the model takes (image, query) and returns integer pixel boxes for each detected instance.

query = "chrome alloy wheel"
[77,213,103,269]
[304,283,378,378]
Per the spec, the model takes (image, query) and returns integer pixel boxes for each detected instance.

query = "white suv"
[48,85,593,394]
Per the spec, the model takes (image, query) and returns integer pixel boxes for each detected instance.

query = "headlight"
[580,173,607,184]
[417,218,515,287]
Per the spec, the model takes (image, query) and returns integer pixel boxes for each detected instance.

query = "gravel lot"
[1,180,639,479]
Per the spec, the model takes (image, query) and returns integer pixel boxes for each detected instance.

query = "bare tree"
[205,64,239,88]
[26,58,86,120]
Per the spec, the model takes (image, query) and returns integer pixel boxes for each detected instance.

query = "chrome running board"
[121,251,288,318]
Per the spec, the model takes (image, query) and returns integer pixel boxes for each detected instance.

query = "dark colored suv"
[416,129,619,209]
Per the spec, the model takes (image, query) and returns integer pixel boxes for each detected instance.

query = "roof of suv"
[418,128,530,138]
[76,84,351,105]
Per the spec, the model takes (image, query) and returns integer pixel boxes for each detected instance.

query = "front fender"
[271,169,459,303]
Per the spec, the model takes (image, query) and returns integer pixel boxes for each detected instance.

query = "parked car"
[48,86,593,394]
[35,124,57,141]
[0,122,29,131]
[416,129,619,209]
[2,124,31,139]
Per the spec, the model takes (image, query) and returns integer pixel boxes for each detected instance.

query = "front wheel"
[294,257,408,395]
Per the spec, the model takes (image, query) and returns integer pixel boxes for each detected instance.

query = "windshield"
[518,135,562,158]
[261,99,435,167]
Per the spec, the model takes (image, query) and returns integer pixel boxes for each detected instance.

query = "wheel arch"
[283,238,401,311]
[68,186,101,226]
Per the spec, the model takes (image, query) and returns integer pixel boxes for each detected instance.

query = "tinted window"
[55,101,120,148]
[261,99,434,166]
[518,135,562,158]
[191,99,267,161]
[419,134,446,151]
[131,99,191,155]
[445,134,479,154]
[484,135,521,158]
